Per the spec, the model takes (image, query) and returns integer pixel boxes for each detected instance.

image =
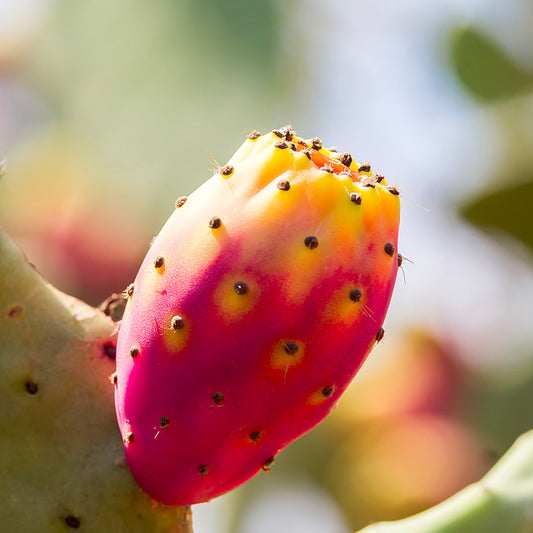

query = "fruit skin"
[115,127,401,506]
[0,227,192,532]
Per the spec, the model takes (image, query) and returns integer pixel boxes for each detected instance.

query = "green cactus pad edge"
[0,226,192,532]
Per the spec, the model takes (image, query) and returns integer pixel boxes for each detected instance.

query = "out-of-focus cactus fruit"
[357,429,533,533]
[0,137,147,305]
[333,329,463,425]
[328,415,488,525]
[326,329,486,527]
[0,226,192,532]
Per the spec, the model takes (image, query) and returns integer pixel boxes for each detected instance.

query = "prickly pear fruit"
[115,127,401,506]
[0,227,192,532]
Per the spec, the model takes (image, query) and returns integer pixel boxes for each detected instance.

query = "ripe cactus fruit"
[115,127,401,505]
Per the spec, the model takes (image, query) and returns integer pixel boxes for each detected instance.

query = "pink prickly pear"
[114,127,401,505]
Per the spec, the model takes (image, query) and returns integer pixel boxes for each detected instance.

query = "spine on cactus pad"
[115,126,401,505]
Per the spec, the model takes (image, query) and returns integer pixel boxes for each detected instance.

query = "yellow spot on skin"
[307,387,335,406]
[322,282,367,325]
[162,313,190,353]
[213,274,259,323]
[308,390,325,406]
[281,240,326,304]
[149,252,170,294]
[270,340,305,371]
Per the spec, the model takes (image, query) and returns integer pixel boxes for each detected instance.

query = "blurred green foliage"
[460,179,533,257]
[19,0,296,221]
[450,26,533,102]
[452,24,533,261]
[187,0,281,71]
[468,367,533,455]
[450,20,533,532]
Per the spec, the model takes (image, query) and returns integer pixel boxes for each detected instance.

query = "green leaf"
[450,26,533,102]
[460,178,533,256]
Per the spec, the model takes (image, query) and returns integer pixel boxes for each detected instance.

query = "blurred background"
[1,0,533,531]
